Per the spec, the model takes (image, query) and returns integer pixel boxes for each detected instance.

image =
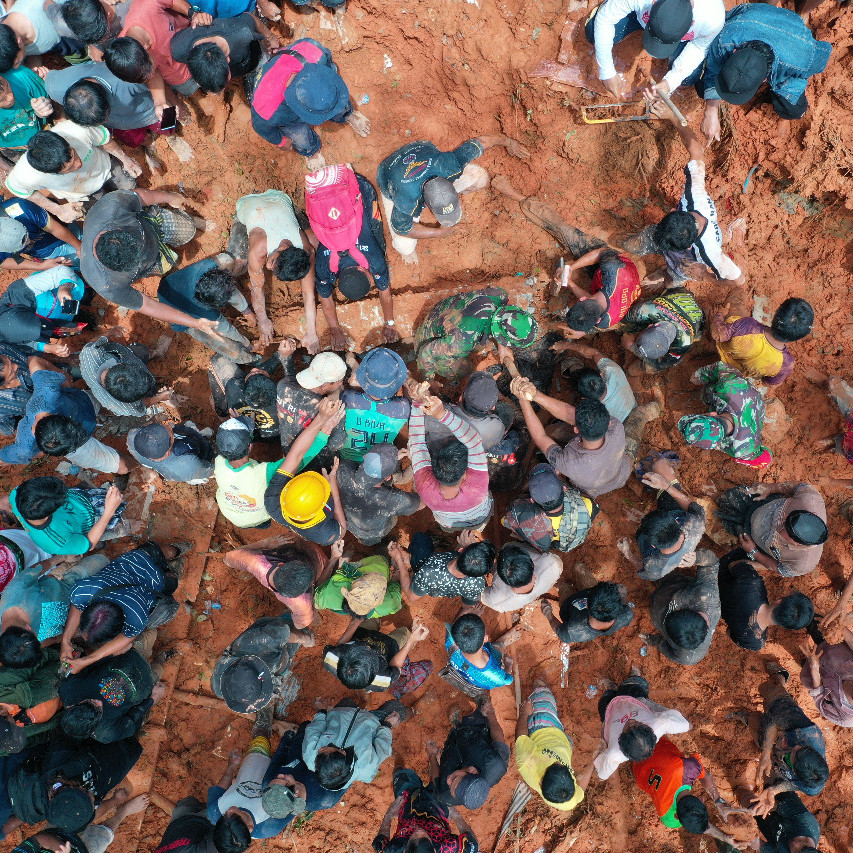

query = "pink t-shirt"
[121,0,191,86]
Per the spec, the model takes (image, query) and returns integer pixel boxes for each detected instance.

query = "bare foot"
[495,625,524,648]
[292,628,316,648]
[490,174,524,201]
[401,250,419,265]
[150,335,173,360]
[346,110,370,137]
[115,793,150,820]
[305,152,326,172]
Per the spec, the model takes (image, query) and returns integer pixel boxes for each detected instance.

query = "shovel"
[581,101,654,124]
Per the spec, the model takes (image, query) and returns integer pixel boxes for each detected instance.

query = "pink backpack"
[304,164,369,273]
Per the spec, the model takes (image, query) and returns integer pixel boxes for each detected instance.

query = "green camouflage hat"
[490,307,537,348]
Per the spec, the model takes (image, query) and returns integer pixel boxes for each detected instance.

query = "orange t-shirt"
[632,737,704,826]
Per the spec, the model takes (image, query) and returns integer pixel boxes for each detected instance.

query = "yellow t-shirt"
[515,728,585,811]
[716,315,785,379]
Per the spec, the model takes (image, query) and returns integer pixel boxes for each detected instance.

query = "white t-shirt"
[678,159,741,281]
[236,190,303,253]
[1,528,51,570]
[593,0,724,91]
[481,545,562,613]
[216,751,272,828]
[6,121,112,202]
[594,694,690,779]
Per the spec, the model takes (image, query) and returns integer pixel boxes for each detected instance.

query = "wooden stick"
[652,82,688,126]
[150,792,176,816]
[171,688,230,711]
[513,659,522,716]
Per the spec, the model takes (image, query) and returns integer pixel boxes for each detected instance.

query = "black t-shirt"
[324,628,400,693]
[718,548,768,651]
[756,792,820,853]
[556,587,634,644]
[170,14,262,78]
[436,715,510,805]
[155,797,217,853]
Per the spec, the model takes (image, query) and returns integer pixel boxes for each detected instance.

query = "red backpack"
[304,164,369,273]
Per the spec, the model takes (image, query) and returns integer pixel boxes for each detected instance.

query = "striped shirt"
[80,337,151,418]
[70,548,166,637]
[409,406,491,529]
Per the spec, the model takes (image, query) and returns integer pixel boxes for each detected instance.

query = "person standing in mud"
[376,134,529,264]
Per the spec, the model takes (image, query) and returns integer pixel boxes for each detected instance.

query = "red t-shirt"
[121,0,191,86]
[590,252,641,328]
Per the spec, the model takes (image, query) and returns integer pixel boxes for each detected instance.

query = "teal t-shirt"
[340,390,410,462]
[10,488,96,556]
[0,68,47,149]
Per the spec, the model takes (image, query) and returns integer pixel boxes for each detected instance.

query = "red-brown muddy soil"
[1,0,853,851]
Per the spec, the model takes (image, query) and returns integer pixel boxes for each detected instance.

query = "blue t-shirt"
[375,138,484,235]
[0,369,96,464]
[445,625,513,689]
[314,175,389,299]
[0,198,65,264]
[157,258,219,332]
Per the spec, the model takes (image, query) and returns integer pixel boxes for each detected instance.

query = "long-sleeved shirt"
[302,706,393,787]
[648,549,721,665]
[701,4,831,111]
[409,406,492,529]
[593,0,724,91]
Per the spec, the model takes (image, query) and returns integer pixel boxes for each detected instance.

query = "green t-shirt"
[0,68,47,149]
[10,488,96,556]
[313,555,402,617]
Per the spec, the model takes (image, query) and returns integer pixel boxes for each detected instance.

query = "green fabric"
[340,402,408,462]
[660,784,692,828]
[0,68,47,149]
[0,646,61,752]
[301,431,329,469]
[313,555,402,617]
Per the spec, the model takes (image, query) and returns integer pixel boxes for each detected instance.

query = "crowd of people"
[0,0,842,851]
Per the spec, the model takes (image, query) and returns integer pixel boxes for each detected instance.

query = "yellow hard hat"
[280,471,331,528]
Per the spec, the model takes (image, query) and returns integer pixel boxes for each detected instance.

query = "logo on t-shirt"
[403,159,428,180]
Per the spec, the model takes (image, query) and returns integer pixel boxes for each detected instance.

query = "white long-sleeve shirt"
[593,0,725,91]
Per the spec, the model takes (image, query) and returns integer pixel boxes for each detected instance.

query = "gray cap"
[0,217,28,254]
[423,176,461,226]
[636,321,677,359]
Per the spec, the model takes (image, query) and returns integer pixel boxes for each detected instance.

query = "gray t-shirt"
[46,0,131,44]
[638,501,707,581]
[597,357,636,423]
[15,0,60,54]
[424,403,506,452]
[546,417,631,498]
[481,546,562,613]
[45,61,157,130]
[126,425,214,483]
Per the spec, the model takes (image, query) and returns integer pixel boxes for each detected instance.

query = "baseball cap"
[462,371,499,417]
[46,786,94,834]
[716,46,770,105]
[216,416,253,458]
[423,177,461,226]
[220,656,274,714]
[0,718,26,754]
[454,773,490,810]
[528,463,564,510]
[636,321,677,359]
[643,0,693,58]
[357,347,407,400]
[341,570,387,615]
[361,443,398,484]
[490,307,537,348]
[296,352,347,390]
[284,64,350,125]
[784,510,828,546]
[337,266,371,301]
[132,424,171,459]
[0,217,27,254]
[262,781,307,818]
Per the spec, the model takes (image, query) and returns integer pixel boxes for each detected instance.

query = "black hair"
[432,439,469,486]
[195,267,236,311]
[273,247,311,282]
[406,839,435,853]
[450,613,486,654]
[773,592,815,631]
[35,415,89,456]
[792,746,829,790]
[617,722,657,761]
[104,362,157,403]
[63,79,111,126]
[60,700,104,740]
[456,541,496,578]
[15,476,68,520]
[26,131,74,174]
[104,37,154,84]
[574,397,610,441]
[79,600,125,647]
[335,643,377,689]
[565,300,605,333]
[586,582,623,623]
[187,42,230,93]
[315,748,354,790]
[637,510,682,551]
[770,298,814,343]
[653,211,698,252]
[496,543,534,589]
[0,625,41,668]
[244,373,276,408]
[540,763,575,804]
[675,794,709,834]
[663,609,708,650]
[0,25,20,73]
[95,229,143,272]
[571,367,606,401]
[269,561,314,597]
[213,812,252,853]
[60,0,109,44]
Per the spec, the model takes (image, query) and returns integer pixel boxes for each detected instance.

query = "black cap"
[716,47,770,105]
[337,266,371,301]
[46,786,94,834]
[529,463,564,511]
[643,0,692,58]
[220,656,274,714]
[784,511,828,546]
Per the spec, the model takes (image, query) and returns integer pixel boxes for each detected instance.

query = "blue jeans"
[281,105,353,157]
[584,7,642,46]
[392,768,424,798]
